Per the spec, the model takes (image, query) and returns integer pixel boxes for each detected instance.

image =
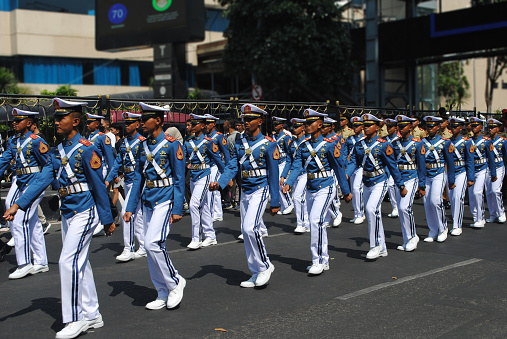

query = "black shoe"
[444,200,451,210]
[0,240,11,262]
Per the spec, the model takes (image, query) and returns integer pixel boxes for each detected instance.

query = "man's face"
[55,114,78,135]
[305,119,322,135]
[321,125,332,136]
[352,122,363,134]
[363,122,379,137]
[397,122,412,135]
[243,116,262,134]
[186,121,192,133]
[125,121,139,134]
[205,121,215,134]
[192,121,204,134]
[450,124,462,136]
[101,119,110,130]
[340,117,348,128]
[387,124,397,135]
[236,122,244,133]
[440,119,449,131]
[224,121,230,131]
[425,123,440,136]
[87,120,99,132]
[293,124,304,136]
[274,122,283,133]
[471,123,483,134]
[13,118,29,132]
[141,116,159,135]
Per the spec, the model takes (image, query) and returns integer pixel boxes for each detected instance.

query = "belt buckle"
[59,188,68,197]
[16,169,21,175]
[242,171,249,178]
[308,173,315,180]
[146,181,154,188]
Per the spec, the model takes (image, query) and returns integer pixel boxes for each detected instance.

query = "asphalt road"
[0,197,506,339]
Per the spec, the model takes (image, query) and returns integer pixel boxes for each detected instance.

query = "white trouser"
[424,172,447,237]
[209,165,223,219]
[190,175,215,242]
[364,180,388,248]
[240,187,272,274]
[468,169,486,223]
[60,206,99,323]
[307,185,336,264]
[5,176,18,228]
[122,182,145,252]
[293,174,309,229]
[143,199,181,298]
[485,166,505,219]
[325,171,341,224]
[447,171,467,230]
[388,175,398,211]
[350,168,365,218]
[278,162,293,211]
[12,188,47,267]
[395,178,418,244]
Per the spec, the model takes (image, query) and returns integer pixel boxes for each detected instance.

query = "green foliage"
[41,85,78,97]
[472,0,507,5]
[219,0,354,101]
[0,67,31,94]
[437,61,470,110]
[188,88,208,99]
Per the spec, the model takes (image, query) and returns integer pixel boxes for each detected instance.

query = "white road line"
[336,258,483,300]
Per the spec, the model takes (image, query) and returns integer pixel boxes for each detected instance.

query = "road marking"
[335,258,483,300]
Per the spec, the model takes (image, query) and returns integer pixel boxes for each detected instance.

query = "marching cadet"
[410,115,426,139]
[0,109,49,279]
[203,114,230,222]
[391,115,425,252]
[273,117,294,215]
[346,115,365,224]
[322,117,344,227]
[283,109,351,275]
[210,104,280,288]
[419,116,455,242]
[444,117,475,236]
[284,118,310,233]
[339,111,354,139]
[4,98,115,339]
[346,113,406,260]
[105,112,146,261]
[3,130,19,249]
[124,102,186,310]
[184,114,225,249]
[377,113,389,138]
[384,117,400,218]
[468,117,496,228]
[485,118,507,223]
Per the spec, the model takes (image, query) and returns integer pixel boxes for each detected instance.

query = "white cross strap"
[360,140,381,170]
[124,138,140,166]
[423,139,444,162]
[471,139,485,161]
[188,138,207,164]
[304,140,327,172]
[452,139,465,161]
[15,136,35,168]
[396,140,416,165]
[143,139,169,179]
[56,142,85,183]
[239,136,266,169]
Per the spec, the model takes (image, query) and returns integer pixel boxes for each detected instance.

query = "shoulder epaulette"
[138,136,146,141]
[412,138,421,142]
[331,135,338,140]
[377,138,386,143]
[216,132,222,135]
[30,134,39,140]
[463,137,470,141]
[304,137,311,141]
[265,136,275,142]
[442,138,449,141]
[324,138,333,143]
[501,136,507,140]
[284,131,291,136]
[98,132,104,135]
[165,135,176,142]
[484,137,491,140]
[79,139,92,146]
[204,137,212,141]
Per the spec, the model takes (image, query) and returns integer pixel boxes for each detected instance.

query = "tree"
[0,67,30,94]
[219,0,354,101]
[41,85,78,96]
[437,61,470,110]
[485,56,507,113]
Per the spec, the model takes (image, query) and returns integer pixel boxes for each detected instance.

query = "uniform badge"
[449,144,454,153]
[90,151,101,169]
[365,149,371,154]
[401,149,407,155]
[245,149,252,155]
[17,147,22,153]
[126,147,131,152]
[470,145,475,153]
[490,143,494,152]
[386,144,393,156]
[147,154,154,161]
[222,138,227,146]
[193,147,198,152]
[336,142,341,150]
[39,142,48,154]
[212,143,219,153]
[177,144,184,160]
[334,145,340,158]
[105,136,111,145]
[61,157,69,165]
[310,151,317,157]
[273,147,280,160]
[421,145,426,155]
[429,146,435,151]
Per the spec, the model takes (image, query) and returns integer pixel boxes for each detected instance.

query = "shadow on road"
[187,264,250,286]
[108,281,157,306]
[0,297,62,331]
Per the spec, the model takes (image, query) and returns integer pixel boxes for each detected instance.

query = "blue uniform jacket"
[390,136,425,184]
[286,134,350,195]
[183,132,225,182]
[88,130,115,174]
[126,133,185,215]
[488,135,507,170]
[445,136,475,182]
[17,133,113,224]
[1,135,19,176]
[346,133,363,168]
[346,136,404,188]
[207,130,230,167]
[420,135,456,186]
[470,135,496,177]
[0,131,51,191]
[217,132,280,208]
[105,133,145,185]
[282,134,308,178]
[276,130,292,166]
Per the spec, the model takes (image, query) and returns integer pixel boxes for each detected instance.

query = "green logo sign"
[153,0,172,11]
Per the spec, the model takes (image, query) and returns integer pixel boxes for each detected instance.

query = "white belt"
[426,163,444,169]
[191,164,210,170]
[495,157,503,163]
[474,159,487,165]
[454,161,465,166]
[16,166,40,176]
[146,178,173,188]
[242,169,267,178]
[398,164,416,170]
[59,182,89,197]
[124,166,134,173]
[363,169,385,178]
[307,170,332,180]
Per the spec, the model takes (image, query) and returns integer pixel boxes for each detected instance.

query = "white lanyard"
[492,138,502,158]
[360,140,381,170]
[88,133,100,143]
[56,143,84,183]
[423,139,444,162]
[293,138,306,158]
[143,139,169,179]
[124,138,140,166]
[304,140,327,172]
[276,134,287,157]
[452,139,465,161]
[239,136,266,169]
[188,138,207,164]
[15,137,34,168]
[471,139,485,160]
[396,139,416,164]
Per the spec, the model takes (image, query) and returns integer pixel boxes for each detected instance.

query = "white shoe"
[55,319,89,339]
[201,238,217,247]
[397,244,406,251]
[470,220,485,228]
[388,208,399,218]
[366,246,387,259]
[237,233,244,240]
[212,217,223,222]
[133,249,147,258]
[261,232,268,238]
[354,216,365,225]
[323,222,331,228]
[405,236,419,252]
[423,236,435,243]
[332,212,342,227]
[93,225,105,236]
[187,241,202,250]
[31,264,49,275]
[255,264,274,286]
[437,229,448,243]
[307,263,329,275]
[499,214,506,223]
[87,314,104,329]
[240,274,258,288]
[294,226,308,234]
[276,211,283,215]
[116,250,135,262]
[145,298,166,310]
[450,228,462,236]
[282,205,294,215]
[7,237,14,247]
[43,223,52,235]
[167,277,186,309]
[9,264,34,279]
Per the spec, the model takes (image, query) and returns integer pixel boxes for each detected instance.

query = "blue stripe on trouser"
[253,187,269,269]
[374,181,388,247]
[159,202,179,285]
[71,208,94,322]
[458,178,466,228]
[408,178,418,238]
[439,177,447,231]
[317,186,334,263]
[301,185,307,223]
[21,203,32,263]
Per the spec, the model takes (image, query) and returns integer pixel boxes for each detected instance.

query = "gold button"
[373,182,376,184]
[152,140,157,144]
[74,211,77,214]
[155,202,158,205]
[258,186,260,189]
[319,185,321,188]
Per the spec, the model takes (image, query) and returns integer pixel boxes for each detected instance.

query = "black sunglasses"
[242,116,259,122]
[352,123,363,127]
[363,122,377,127]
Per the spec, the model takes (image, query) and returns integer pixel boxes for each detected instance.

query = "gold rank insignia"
[61,157,69,165]
[401,149,407,154]
[245,149,252,155]
[193,147,198,152]
[126,147,131,152]
[365,149,371,154]
[160,151,166,156]
[310,151,317,157]
[429,146,435,151]
[17,148,22,153]
[147,154,154,161]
